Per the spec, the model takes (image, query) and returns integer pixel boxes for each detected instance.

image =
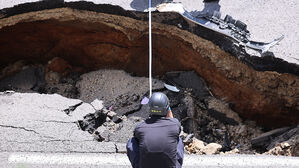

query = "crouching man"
[126,92,184,168]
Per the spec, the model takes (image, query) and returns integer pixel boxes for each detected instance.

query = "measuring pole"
[149,0,152,97]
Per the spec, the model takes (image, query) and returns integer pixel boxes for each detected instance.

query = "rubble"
[202,143,222,155]
[77,109,107,134]
[184,137,238,155]
[263,126,299,156]
[220,148,240,155]
[265,134,299,156]
[45,71,61,85]
[251,127,291,150]
[0,66,297,156]
[207,97,242,124]
[185,137,205,154]
[266,126,299,150]
[164,71,211,99]
[90,99,104,111]
[0,60,25,79]
[0,66,45,92]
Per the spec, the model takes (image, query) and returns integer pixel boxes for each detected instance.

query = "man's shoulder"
[168,117,180,124]
[142,117,180,127]
[135,120,146,129]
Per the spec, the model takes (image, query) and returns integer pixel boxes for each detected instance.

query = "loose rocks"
[202,143,222,155]
[185,137,223,155]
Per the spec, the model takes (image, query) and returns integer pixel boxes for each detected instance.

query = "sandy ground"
[0,0,298,64]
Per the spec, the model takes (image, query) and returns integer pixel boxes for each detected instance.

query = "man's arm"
[166,107,182,134]
[166,107,173,118]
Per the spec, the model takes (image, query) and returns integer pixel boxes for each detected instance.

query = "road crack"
[0,124,40,135]
[36,120,76,124]
[0,124,55,139]
[114,143,119,153]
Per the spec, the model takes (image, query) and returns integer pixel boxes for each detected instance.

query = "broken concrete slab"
[0,92,99,152]
[90,99,104,111]
[164,71,211,99]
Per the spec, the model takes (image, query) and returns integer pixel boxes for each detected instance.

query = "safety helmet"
[149,92,170,116]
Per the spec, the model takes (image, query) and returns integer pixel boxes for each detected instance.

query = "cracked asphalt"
[1,92,299,168]
[0,92,126,154]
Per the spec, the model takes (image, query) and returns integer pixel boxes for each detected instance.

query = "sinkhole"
[0,1,298,130]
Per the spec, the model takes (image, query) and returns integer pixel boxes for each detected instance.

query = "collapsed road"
[0,0,298,167]
[0,69,298,155]
[0,0,298,127]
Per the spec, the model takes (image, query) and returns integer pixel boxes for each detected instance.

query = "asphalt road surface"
[1,152,299,168]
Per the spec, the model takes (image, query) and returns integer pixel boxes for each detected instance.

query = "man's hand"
[166,107,173,118]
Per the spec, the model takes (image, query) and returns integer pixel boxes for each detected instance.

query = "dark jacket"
[134,116,181,168]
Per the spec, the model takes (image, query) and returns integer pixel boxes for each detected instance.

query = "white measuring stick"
[149,0,152,97]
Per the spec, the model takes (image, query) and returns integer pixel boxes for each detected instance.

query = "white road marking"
[183,155,299,167]
[8,153,131,166]
[8,152,299,167]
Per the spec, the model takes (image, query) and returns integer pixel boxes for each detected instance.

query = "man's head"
[149,92,170,117]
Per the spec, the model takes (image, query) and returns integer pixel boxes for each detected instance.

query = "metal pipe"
[149,0,152,97]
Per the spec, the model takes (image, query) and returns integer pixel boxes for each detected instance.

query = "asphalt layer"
[73,0,299,65]
[0,0,298,65]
